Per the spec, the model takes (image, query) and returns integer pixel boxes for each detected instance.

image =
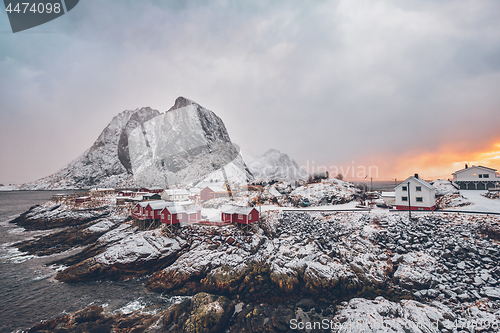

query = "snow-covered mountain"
[21,97,252,190]
[128,97,252,187]
[244,149,308,182]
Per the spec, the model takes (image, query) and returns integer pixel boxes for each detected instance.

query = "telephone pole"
[407,181,411,219]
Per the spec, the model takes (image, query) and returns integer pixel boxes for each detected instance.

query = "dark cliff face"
[117,107,161,174]
[169,96,232,144]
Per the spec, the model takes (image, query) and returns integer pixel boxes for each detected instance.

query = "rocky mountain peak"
[168,96,197,112]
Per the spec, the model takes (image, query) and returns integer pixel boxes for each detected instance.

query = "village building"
[117,190,134,197]
[131,202,152,220]
[200,185,229,201]
[188,188,201,201]
[452,165,500,190]
[220,205,259,224]
[381,192,396,207]
[139,187,164,194]
[161,204,202,225]
[141,193,162,201]
[394,174,436,211]
[161,189,190,202]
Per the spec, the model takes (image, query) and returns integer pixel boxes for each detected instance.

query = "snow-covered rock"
[20,97,253,190]
[244,149,308,182]
[333,297,456,333]
[287,179,358,206]
[129,97,252,188]
[431,179,459,196]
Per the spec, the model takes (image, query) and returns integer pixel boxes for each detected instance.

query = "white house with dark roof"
[452,165,500,190]
[395,174,436,211]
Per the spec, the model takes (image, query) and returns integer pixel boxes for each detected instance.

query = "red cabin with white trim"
[131,202,149,220]
[220,206,259,224]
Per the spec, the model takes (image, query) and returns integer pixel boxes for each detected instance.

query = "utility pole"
[370,177,373,192]
[407,181,411,219]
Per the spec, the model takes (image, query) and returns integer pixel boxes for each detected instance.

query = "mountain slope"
[21,98,252,190]
[21,108,158,190]
[244,149,308,182]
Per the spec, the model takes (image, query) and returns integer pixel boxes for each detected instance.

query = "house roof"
[195,181,226,189]
[452,165,497,175]
[220,205,255,215]
[203,185,226,193]
[146,200,169,210]
[161,204,201,215]
[395,177,436,191]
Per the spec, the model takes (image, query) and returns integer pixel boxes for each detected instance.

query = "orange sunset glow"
[343,141,500,181]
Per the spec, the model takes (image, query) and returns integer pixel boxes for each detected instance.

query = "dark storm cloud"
[1,0,500,183]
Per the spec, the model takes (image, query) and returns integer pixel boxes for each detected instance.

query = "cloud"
[1,0,500,183]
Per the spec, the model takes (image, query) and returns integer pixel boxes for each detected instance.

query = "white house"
[161,189,190,202]
[452,165,500,190]
[395,174,436,211]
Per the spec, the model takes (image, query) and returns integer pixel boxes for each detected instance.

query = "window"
[416,186,421,191]
[161,214,164,219]
[484,174,490,178]
[238,214,243,219]
[479,174,483,178]
[402,197,408,202]
[402,186,407,191]
[168,215,171,220]
[416,197,423,202]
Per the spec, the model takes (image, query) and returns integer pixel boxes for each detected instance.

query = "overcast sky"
[1,0,500,184]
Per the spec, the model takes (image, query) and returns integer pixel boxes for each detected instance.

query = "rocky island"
[6,97,500,332]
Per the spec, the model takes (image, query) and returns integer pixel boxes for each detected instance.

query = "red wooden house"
[161,204,201,225]
[146,200,169,222]
[131,202,150,220]
[220,205,259,225]
[118,190,134,197]
[200,186,228,201]
[139,187,164,194]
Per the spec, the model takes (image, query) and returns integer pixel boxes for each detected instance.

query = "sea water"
[0,191,177,333]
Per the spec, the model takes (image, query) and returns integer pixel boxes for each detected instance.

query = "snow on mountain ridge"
[20,109,146,190]
[244,149,308,182]
[21,98,252,190]
[129,98,252,187]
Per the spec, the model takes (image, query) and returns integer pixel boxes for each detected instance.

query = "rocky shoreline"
[9,200,500,332]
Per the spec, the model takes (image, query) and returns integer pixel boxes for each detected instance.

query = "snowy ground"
[452,190,500,213]
[0,185,18,191]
